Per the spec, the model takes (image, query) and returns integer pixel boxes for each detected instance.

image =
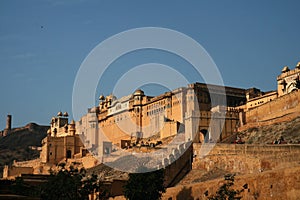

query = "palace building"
[15,60,300,165]
[3,60,300,178]
[75,61,300,156]
[75,82,246,157]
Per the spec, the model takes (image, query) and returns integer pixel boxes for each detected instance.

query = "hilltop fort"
[1,61,300,199]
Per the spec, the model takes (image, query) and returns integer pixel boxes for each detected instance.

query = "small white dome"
[134,89,144,96]
[281,66,290,73]
[63,112,69,117]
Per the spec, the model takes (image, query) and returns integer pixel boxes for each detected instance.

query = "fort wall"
[3,165,33,179]
[111,144,300,200]
[111,166,300,200]
[160,166,300,200]
[241,90,300,130]
[192,143,300,177]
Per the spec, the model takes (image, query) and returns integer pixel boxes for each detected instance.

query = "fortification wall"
[194,143,300,155]
[111,166,300,200]
[193,144,300,174]
[107,144,300,200]
[2,165,34,179]
[160,166,300,200]
[242,90,300,130]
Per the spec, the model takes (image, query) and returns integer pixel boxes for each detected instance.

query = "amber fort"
[1,61,300,199]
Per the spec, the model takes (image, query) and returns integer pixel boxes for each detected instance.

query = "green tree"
[123,167,166,200]
[41,166,108,200]
[207,174,244,200]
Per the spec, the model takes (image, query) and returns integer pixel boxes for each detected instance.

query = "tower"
[3,114,12,136]
[184,85,200,142]
[69,120,76,136]
[6,115,12,130]
[133,89,144,141]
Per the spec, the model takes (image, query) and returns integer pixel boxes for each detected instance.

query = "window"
[66,150,72,158]
[104,147,110,154]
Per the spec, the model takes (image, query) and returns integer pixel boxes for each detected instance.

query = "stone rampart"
[193,144,300,174]
[109,144,300,200]
[110,166,300,200]
[160,166,300,200]
[241,90,300,130]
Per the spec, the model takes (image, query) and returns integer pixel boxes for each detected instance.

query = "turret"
[69,120,76,136]
[2,114,12,136]
[6,115,12,130]
[133,89,144,105]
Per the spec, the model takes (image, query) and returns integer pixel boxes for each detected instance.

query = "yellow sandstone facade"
[5,60,300,172]
[244,61,300,111]
[40,112,85,164]
[77,82,246,152]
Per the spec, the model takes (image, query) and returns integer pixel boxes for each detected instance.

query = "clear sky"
[1,0,300,128]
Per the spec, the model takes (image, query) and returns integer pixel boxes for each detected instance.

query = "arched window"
[66,150,72,159]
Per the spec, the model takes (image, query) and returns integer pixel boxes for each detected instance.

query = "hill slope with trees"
[0,123,49,177]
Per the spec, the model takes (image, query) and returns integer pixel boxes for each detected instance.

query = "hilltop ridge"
[238,116,300,144]
[0,123,49,177]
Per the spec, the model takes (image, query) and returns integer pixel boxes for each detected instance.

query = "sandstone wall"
[193,144,300,174]
[109,144,300,200]
[160,166,300,200]
[110,166,300,200]
[2,165,34,179]
[242,90,300,130]
[160,121,178,139]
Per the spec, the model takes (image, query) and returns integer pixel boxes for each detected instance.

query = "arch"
[169,154,175,163]
[53,128,57,137]
[287,82,298,94]
[291,88,298,93]
[162,158,169,166]
[172,148,180,160]
[200,129,209,143]
[66,150,72,159]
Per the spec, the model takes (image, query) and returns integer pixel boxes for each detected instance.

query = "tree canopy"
[41,165,109,200]
[12,165,108,200]
[207,174,244,200]
[123,167,166,200]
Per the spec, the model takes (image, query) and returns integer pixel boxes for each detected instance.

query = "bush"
[124,167,165,200]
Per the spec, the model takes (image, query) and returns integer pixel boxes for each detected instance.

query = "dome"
[57,111,63,116]
[296,62,300,69]
[281,66,290,73]
[70,119,75,125]
[133,89,144,96]
[99,95,105,100]
[63,112,69,117]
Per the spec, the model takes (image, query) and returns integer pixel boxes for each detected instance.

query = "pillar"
[6,115,12,130]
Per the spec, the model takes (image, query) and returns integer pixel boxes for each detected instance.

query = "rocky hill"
[237,116,300,144]
[0,123,49,178]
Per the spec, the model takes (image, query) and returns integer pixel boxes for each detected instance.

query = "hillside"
[237,116,300,144]
[0,123,49,178]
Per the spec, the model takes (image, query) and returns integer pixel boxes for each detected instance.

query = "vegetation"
[12,165,108,200]
[12,176,43,198]
[41,166,107,200]
[123,167,165,200]
[0,123,48,178]
[206,174,245,200]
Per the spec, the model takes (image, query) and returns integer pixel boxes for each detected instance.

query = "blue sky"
[1,0,300,128]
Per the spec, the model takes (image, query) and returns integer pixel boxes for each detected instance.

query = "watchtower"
[2,115,12,136]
